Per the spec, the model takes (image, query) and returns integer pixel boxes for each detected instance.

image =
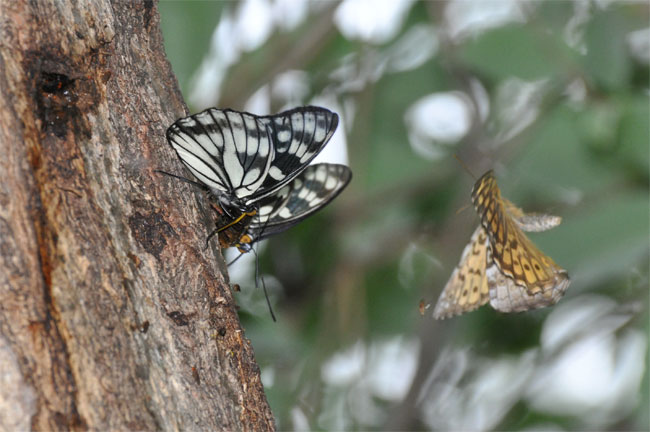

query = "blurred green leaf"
[363,61,448,191]
[459,24,577,82]
[535,191,649,290]
[578,100,622,154]
[575,94,649,181]
[617,95,650,179]
[536,1,575,32]
[511,105,626,201]
[159,2,225,96]
[366,263,420,335]
[583,9,631,90]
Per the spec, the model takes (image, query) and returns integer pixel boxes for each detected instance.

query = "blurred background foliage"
[159,1,648,430]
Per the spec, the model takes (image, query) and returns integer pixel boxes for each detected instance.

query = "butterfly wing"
[433,227,490,319]
[503,198,562,232]
[246,163,352,242]
[166,106,338,205]
[472,171,570,306]
[485,243,570,312]
[255,107,339,203]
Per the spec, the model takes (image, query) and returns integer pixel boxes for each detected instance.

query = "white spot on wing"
[304,190,317,202]
[325,176,338,189]
[315,166,327,182]
[313,113,327,141]
[259,205,275,216]
[258,134,271,157]
[277,129,291,142]
[298,187,310,199]
[268,166,284,180]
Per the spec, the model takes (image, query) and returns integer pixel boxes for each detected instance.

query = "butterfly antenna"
[260,271,277,322]
[227,251,246,267]
[452,154,477,180]
[155,169,208,190]
[455,203,471,215]
[250,242,276,322]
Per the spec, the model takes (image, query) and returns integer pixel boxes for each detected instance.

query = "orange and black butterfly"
[433,170,570,319]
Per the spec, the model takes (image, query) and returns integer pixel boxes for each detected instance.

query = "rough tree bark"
[0,1,275,430]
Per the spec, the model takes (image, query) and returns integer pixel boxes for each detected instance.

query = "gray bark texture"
[0,0,275,430]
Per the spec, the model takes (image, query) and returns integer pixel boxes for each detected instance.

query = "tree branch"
[0,1,274,430]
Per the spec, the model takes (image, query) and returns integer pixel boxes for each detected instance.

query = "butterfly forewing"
[486,243,570,312]
[471,170,569,297]
[166,115,230,193]
[247,163,352,241]
[433,227,490,319]
[167,106,338,205]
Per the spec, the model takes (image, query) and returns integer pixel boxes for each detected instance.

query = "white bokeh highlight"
[445,0,526,41]
[386,24,439,73]
[272,0,309,32]
[334,0,415,44]
[405,92,473,160]
[189,1,311,108]
[237,0,274,51]
[320,337,420,427]
[420,295,647,430]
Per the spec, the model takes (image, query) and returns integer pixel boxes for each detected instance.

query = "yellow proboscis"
[217,209,258,233]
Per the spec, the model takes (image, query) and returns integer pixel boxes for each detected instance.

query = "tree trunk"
[0,1,274,430]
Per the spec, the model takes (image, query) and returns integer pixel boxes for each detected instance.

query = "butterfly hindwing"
[210,163,351,253]
[166,106,338,206]
[247,163,352,242]
[486,242,570,313]
[433,227,490,319]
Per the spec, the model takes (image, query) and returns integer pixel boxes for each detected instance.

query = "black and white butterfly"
[165,106,351,252]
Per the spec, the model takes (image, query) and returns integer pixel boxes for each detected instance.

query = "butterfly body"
[207,199,257,252]
[433,170,570,319]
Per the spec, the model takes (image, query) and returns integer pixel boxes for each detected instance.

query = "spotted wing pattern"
[485,243,569,313]
[433,170,569,319]
[433,227,490,319]
[471,171,569,300]
[247,163,352,242]
[166,106,338,205]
